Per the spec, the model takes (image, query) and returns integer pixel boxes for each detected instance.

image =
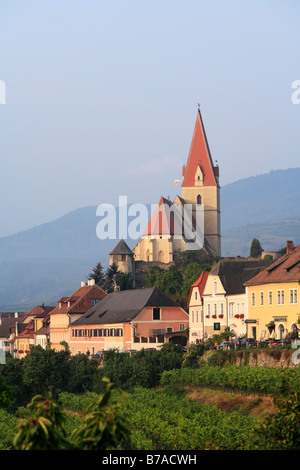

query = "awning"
[266,321,275,329]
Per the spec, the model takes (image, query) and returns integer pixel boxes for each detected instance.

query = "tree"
[103,263,119,293]
[13,379,129,450]
[22,346,71,397]
[250,238,263,257]
[88,262,106,288]
[182,262,208,296]
[115,272,134,291]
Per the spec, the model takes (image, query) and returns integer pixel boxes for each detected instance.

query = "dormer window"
[195,165,204,186]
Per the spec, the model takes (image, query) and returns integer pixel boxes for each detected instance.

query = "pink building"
[69,287,189,355]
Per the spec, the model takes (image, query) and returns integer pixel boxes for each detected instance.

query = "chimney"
[88,279,95,286]
[286,240,294,255]
[81,281,86,287]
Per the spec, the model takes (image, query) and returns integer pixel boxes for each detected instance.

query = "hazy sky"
[0,0,299,237]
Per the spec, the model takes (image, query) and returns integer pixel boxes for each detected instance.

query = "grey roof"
[0,317,22,338]
[109,239,133,256]
[71,287,179,326]
[210,259,273,295]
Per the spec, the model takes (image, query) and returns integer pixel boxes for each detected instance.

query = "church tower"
[181,108,221,257]
[133,107,221,264]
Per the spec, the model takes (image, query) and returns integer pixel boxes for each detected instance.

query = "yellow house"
[244,241,300,341]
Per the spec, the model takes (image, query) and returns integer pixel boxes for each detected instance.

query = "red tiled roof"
[143,196,185,236]
[51,283,107,315]
[188,271,209,305]
[182,110,218,188]
[245,244,300,286]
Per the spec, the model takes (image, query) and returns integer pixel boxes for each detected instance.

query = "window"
[251,293,255,306]
[268,291,273,305]
[191,311,194,322]
[153,308,160,320]
[196,310,198,322]
[260,292,264,306]
[213,281,217,295]
[167,327,173,333]
[229,302,234,317]
[207,304,211,316]
[213,304,217,315]
[91,299,100,306]
[220,303,224,315]
[195,291,198,301]
[290,289,298,304]
[241,303,244,314]
[277,290,285,304]
[180,324,185,331]
[197,194,202,204]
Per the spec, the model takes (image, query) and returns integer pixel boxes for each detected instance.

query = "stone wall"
[232,349,297,368]
[202,348,298,368]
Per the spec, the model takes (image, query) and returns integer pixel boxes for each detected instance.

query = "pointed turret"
[181,107,221,258]
[182,108,219,188]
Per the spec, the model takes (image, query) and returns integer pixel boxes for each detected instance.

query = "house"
[0,312,24,356]
[201,258,272,339]
[244,241,300,341]
[187,271,209,343]
[133,108,221,263]
[34,309,53,349]
[13,305,55,358]
[49,280,107,351]
[69,286,189,355]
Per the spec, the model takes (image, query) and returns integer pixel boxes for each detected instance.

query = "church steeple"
[182,107,219,188]
[181,107,221,258]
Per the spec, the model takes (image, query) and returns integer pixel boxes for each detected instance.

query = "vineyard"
[58,386,259,450]
[160,365,300,396]
[0,358,299,450]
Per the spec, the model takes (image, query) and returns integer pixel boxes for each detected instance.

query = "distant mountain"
[0,168,299,310]
[221,168,300,231]
[222,218,300,257]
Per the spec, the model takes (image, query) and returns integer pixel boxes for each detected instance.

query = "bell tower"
[181,107,221,257]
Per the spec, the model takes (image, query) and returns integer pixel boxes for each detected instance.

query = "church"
[133,107,221,263]
[109,107,221,284]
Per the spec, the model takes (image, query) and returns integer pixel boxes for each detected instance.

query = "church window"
[197,194,202,205]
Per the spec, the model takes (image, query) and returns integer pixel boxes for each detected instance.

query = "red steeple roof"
[182,109,218,187]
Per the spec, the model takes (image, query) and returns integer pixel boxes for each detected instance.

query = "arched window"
[197,194,202,205]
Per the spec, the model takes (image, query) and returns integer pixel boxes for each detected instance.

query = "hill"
[221,167,300,231]
[0,168,299,310]
[222,218,300,257]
